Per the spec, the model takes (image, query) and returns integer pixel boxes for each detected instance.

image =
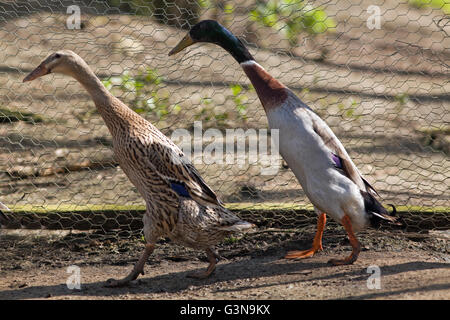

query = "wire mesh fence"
[0,0,448,242]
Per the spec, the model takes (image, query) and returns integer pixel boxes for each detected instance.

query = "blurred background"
[0,0,448,230]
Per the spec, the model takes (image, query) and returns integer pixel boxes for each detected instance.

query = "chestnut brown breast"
[241,61,288,112]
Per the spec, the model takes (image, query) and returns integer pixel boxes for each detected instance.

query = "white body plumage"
[266,94,369,231]
[241,60,371,231]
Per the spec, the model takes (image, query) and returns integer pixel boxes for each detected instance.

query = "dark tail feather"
[360,191,401,227]
[0,212,7,223]
[0,201,10,223]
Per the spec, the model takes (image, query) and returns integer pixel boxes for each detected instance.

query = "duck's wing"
[310,112,377,195]
[146,135,222,207]
[306,111,399,224]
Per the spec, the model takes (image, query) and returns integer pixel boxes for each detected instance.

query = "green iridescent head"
[169,20,254,63]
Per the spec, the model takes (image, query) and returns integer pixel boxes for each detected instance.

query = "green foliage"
[195,97,230,127]
[394,93,409,113]
[223,2,235,26]
[198,0,211,8]
[102,71,253,126]
[229,84,250,121]
[409,0,450,14]
[102,68,178,119]
[0,107,47,124]
[195,84,254,127]
[224,2,234,14]
[337,99,362,120]
[250,0,336,45]
[395,93,410,106]
[223,235,240,244]
[107,0,204,28]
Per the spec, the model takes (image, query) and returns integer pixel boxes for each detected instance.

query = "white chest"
[267,105,330,179]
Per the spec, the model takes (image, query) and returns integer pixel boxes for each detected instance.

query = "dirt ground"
[0,227,449,300]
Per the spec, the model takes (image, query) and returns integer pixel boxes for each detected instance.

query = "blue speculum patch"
[170,182,191,198]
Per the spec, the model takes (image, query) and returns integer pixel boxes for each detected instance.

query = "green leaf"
[230,84,242,96]
[250,0,336,41]
[198,0,211,8]
[224,3,234,14]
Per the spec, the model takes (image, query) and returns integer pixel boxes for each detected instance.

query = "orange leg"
[329,215,361,266]
[285,213,326,259]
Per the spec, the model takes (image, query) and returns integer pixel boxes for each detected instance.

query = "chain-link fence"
[0,0,448,242]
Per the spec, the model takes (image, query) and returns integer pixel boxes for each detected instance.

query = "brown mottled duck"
[23,50,254,287]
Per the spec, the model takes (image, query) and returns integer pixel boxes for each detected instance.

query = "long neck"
[240,60,288,112]
[70,62,136,135]
[72,65,110,105]
[214,28,254,64]
[211,30,288,112]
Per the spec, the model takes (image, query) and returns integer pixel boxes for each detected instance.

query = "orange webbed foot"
[284,247,322,259]
[285,213,326,260]
[328,215,361,266]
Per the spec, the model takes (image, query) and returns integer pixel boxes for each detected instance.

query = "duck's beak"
[23,63,50,82]
[168,33,195,56]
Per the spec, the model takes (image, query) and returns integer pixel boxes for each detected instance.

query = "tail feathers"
[369,208,398,224]
[218,221,256,232]
[0,202,9,211]
[0,201,10,223]
[361,191,401,227]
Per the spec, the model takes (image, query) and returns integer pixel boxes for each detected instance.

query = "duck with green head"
[169,20,400,265]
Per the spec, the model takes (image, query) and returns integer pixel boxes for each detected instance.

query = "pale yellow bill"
[168,33,195,56]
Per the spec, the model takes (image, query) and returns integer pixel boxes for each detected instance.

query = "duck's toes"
[284,248,318,259]
[186,269,215,279]
[328,258,354,266]
[104,268,146,288]
[104,277,132,288]
[186,261,217,279]
[187,248,218,279]
[328,251,359,266]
